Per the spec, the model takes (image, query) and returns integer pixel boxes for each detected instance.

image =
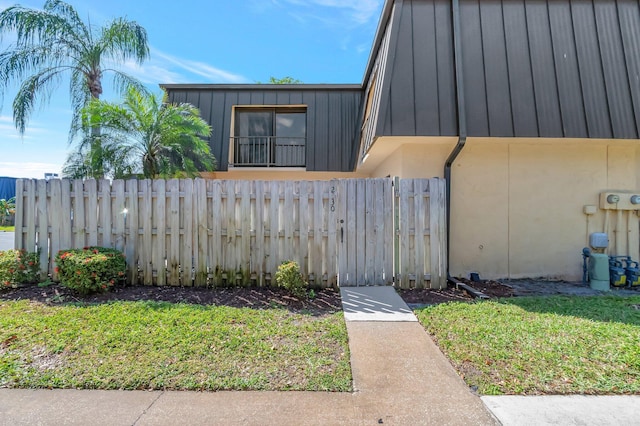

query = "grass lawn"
[415,295,640,395]
[0,226,14,232]
[0,300,351,391]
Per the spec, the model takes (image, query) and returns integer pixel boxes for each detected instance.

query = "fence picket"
[345,179,357,286]
[253,181,265,286]
[239,180,251,286]
[269,181,279,284]
[86,180,98,247]
[327,180,337,287]
[112,180,126,253]
[25,180,36,253]
[126,179,139,285]
[49,180,63,281]
[181,179,194,286]
[153,179,166,286]
[167,179,180,286]
[414,179,426,288]
[399,179,410,289]
[99,179,111,247]
[36,180,49,278]
[312,181,323,287]
[298,181,309,280]
[194,179,208,286]
[210,180,222,286]
[14,179,24,250]
[355,179,366,285]
[72,180,85,250]
[140,180,153,285]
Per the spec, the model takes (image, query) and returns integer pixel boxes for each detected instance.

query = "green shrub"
[55,247,126,295]
[0,249,39,289]
[275,260,308,299]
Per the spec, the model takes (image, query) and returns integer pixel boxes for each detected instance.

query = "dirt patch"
[398,278,514,305]
[0,283,342,316]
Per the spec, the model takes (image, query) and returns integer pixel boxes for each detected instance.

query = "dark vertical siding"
[371,0,640,139]
[479,0,514,136]
[525,0,564,136]
[389,2,417,134]
[596,1,638,138]
[619,0,640,137]
[503,0,538,136]
[313,92,329,171]
[413,0,441,134]
[544,0,587,136]
[460,0,490,136]
[166,86,362,172]
[378,0,457,136]
[435,0,457,135]
[571,0,611,138]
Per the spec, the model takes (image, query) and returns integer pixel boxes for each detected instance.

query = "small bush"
[0,249,39,289]
[55,247,126,295]
[275,260,308,299]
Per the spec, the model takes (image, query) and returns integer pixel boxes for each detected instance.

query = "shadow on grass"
[497,294,640,326]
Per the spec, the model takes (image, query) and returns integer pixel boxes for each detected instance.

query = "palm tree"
[63,86,216,179]
[0,0,150,177]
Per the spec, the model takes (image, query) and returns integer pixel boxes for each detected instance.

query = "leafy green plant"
[0,249,39,289]
[0,197,15,226]
[64,86,215,180]
[275,260,308,299]
[55,247,126,295]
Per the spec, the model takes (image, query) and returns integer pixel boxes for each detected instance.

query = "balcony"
[232,136,306,167]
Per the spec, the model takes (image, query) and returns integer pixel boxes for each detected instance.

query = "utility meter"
[607,194,620,204]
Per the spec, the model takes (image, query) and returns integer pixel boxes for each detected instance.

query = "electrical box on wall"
[600,191,640,210]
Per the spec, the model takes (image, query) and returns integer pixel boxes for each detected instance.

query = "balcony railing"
[232,136,306,167]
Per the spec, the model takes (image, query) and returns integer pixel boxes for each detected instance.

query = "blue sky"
[0,0,383,178]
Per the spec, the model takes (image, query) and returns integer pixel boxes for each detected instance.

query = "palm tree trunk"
[89,74,104,179]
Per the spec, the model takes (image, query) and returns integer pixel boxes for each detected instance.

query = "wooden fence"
[14,177,447,289]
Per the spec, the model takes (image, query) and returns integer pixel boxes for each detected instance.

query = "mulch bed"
[398,278,514,305]
[1,279,515,312]
[0,284,343,316]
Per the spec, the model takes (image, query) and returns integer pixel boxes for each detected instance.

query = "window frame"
[229,105,308,169]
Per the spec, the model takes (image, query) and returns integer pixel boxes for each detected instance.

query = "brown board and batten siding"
[366,0,640,140]
[162,85,363,172]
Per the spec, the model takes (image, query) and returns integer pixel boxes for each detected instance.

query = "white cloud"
[115,48,250,85]
[274,0,382,26]
[0,161,62,179]
[152,49,249,83]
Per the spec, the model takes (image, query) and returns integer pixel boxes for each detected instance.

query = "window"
[232,108,306,167]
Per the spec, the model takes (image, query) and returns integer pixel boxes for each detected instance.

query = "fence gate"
[335,177,446,289]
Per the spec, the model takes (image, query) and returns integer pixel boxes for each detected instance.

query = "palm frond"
[13,67,66,134]
[99,18,149,64]
[0,44,68,90]
[43,0,90,41]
